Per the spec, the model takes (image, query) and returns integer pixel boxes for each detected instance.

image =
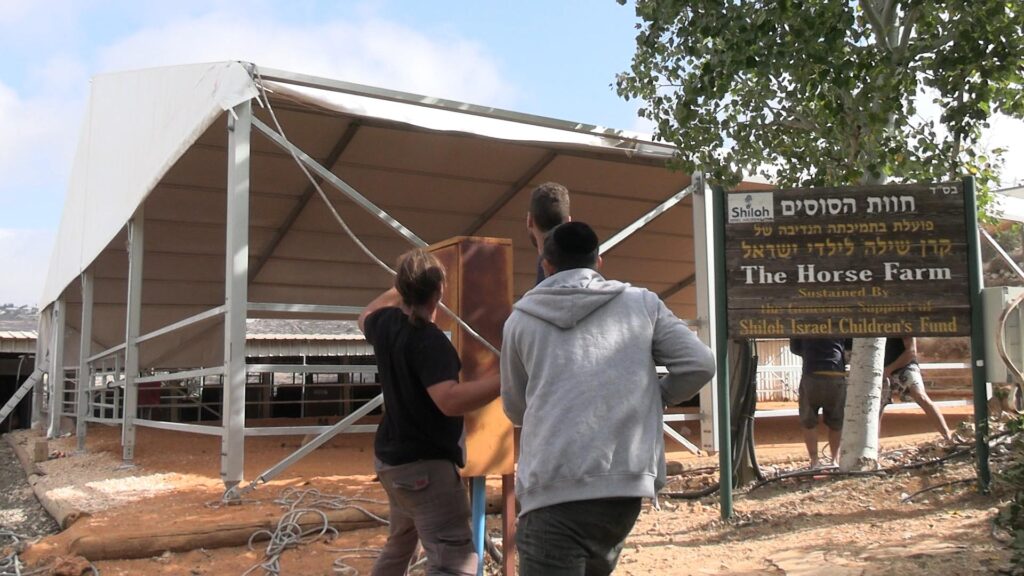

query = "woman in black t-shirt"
[881,337,951,441]
[358,249,500,576]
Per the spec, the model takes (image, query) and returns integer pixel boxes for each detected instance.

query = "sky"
[0,0,1021,306]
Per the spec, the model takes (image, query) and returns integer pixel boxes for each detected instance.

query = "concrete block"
[32,439,49,463]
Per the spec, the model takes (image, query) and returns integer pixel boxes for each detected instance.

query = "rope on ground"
[275,487,389,525]
[325,548,384,576]
[747,439,984,492]
[0,532,98,576]
[242,488,389,576]
[0,532,42,576]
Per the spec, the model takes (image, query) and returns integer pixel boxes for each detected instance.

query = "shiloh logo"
[728,192,774,223]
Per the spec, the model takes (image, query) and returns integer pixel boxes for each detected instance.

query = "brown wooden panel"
[724,182,972,338]
[430,237,515,477]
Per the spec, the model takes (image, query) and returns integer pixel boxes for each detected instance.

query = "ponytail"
[395,249,445,325]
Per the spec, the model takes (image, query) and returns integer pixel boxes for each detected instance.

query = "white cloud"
[1,6,515,305]
[0,79,82,222]
[630,114,657,138]
[913,88,1023,188]
[0,228,54,306]
[0,0,42,23]
[984,114,1024,189]
[94,11,515,106]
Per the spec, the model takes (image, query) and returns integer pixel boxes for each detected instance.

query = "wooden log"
[65,492,507,561]
[4,433,87,529]
[68,506,389,561]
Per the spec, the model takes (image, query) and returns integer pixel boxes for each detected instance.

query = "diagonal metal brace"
[251,117,427,248]
[662,422,701,454]
[224,393,385,501]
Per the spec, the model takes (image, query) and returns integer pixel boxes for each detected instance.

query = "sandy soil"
[7,403,1017,575]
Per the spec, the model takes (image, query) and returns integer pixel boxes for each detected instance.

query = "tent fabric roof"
[43,62,258,308]
[994,190,1024,223]
[43,61,705,369]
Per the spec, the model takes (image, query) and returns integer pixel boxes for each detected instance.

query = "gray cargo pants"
[371,458,477,576]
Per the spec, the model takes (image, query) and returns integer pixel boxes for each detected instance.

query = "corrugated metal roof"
[0,331,37,354]
[246,333,366,341]
[0,331,37,339]
[246,339,373,358]
[0,329,370,358]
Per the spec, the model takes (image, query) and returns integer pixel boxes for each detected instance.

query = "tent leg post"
[76,271,93,451]
[47,298,66,438]
[122,210,144,464]
[692,173,720,453]
[222,98,252,494]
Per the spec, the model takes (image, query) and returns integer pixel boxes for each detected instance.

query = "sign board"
[724,181,970,338]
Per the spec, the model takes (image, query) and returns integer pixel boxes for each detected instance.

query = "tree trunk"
[839,170,889,471]
[839,337,885,470]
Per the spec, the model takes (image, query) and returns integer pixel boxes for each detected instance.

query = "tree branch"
[763,99,818,133]
[910,31,958,59]
[861,0,892,50]
[895,6,922,58]
[882,0,899,40]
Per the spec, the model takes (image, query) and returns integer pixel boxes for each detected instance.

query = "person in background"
[358,249,501,576]
[790,338,852,468]
[501,221,715,575]
[881,336,951,441]
[526,181,571,284]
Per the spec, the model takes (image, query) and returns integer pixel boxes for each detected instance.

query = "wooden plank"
[429,237,515,477]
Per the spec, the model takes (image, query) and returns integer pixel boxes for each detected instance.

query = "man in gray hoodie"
[500,221,716,575]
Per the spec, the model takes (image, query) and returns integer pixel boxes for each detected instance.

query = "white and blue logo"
[728,192,774,223]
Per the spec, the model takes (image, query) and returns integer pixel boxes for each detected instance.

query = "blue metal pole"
[471,476,486,575]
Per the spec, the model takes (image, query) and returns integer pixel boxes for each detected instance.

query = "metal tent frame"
[35,63,727,495]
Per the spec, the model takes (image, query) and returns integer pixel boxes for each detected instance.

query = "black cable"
[746,439,987,492]
[663,340,764,499]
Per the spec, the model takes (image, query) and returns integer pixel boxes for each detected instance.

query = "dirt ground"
[5,403,1018,575]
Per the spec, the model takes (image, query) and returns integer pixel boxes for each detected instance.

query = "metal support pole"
[76,271,93,451]
[598,181,696,256]
[47,298,66,438]
[964,177,990,491]
[501,474,516,576]
[31,308,46,430]
[230,394,384,499]
[222,98,252,492]
[122,210,144,463]
[692,173,720,453]
[711,185,733,519]
[471,477,486,576]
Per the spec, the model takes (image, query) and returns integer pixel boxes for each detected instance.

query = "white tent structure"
[37,61,739,492]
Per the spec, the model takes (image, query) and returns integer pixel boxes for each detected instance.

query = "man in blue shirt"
[790,338,851,468]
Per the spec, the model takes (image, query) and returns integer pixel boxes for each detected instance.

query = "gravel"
[0,433,58,538]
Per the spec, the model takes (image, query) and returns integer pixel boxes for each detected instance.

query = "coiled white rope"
[0,532,98,576]
[241,488,389,576]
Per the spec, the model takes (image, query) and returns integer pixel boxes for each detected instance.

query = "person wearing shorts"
[790,338,851,468]
[881,337,951,441]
